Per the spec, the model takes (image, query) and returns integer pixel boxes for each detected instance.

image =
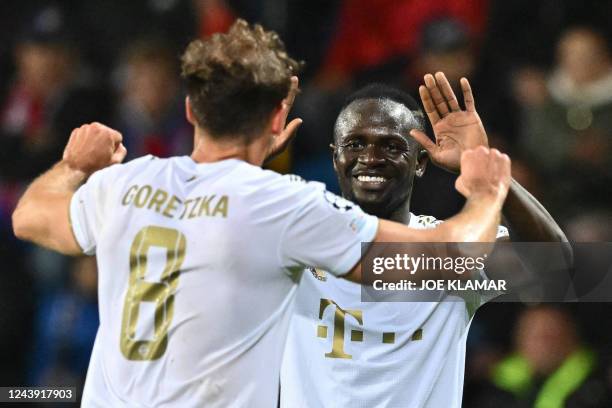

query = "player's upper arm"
[343,221,510,284]
[342,219,435,283]
[53,193,83,255]
[68,167,115,255]
[277,183,378,277]
[12,191,82,255]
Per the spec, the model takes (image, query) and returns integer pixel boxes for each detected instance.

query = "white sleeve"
[471,225,510,306]
[69,168,113,255]
[496,225,509,239]
[278,184,378,277]
[414,215,509,240]
[477,225,509,282]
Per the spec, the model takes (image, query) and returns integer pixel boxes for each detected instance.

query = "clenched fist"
[455,146,511,203]
[62,122,127,176]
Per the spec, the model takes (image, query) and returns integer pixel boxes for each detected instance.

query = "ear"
[270,104,284,135]
[330,143,339,172]
[185,97,196,126]
[415,149,428,178]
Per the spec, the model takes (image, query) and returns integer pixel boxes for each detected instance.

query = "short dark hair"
[336,84,428,143]
[181,19,301,140]
[342,83,423,113]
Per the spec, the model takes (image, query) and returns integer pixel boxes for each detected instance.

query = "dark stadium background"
[1,1,611,406]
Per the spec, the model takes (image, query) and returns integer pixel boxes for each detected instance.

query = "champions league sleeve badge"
[324,191,354,212]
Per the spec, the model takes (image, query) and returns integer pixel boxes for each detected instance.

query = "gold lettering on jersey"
[411,328,423,341]
[122,185,138,205]
[351,330,363,342]
[382,332,395,344]
[188,197,201,219]
[379,329,421,344]
[121,185,230,220]
[120,226,186,360]
[318,299,363,359]
[198,195,216,216]
[148,189,168,212]
[179,199,194,219]
[212,196,229,218]
[163,196,182,218]
[134,185,153,208]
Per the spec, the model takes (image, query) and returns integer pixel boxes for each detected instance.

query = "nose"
[357,144,386,166]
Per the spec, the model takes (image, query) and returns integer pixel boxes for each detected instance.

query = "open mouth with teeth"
[353,174,390,189]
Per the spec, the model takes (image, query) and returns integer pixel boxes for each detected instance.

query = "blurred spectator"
[469,305,611,407]
[0,7,112,314]
[197,0,236,38]
[0,7,110,314]
[413,18,475,86]
[564,212,612,353]
[66,0,196,75]
[112,39,191,159]
[0,5,111,182]
[483,0,612,69]
[516,26,612,217]
[316,0,488,89]
[407,17,521,147]
[29,257,99,390]
[565,211,612,243]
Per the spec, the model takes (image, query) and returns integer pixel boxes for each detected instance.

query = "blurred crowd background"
[1,1,611,406]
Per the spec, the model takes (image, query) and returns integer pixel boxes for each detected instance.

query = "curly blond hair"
[181,19,301,139]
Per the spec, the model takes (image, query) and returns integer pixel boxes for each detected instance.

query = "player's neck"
[388,200,411,225]
[351,197,412,224]
[190,128,268,166]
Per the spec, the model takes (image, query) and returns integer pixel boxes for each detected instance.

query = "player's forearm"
[12,161,86,254]
[379,194,502,244]
[437,194,503,243]
[502,179,567,243]
[347,196,502,284]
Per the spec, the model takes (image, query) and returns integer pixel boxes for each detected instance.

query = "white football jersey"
[69,155,378,408]
[281,215,508,408]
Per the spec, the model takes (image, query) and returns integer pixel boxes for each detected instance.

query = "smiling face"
[333,98,426,217]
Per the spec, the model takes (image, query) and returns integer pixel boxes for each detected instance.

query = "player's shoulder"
[90,155,185,191]
[113,154,220,179]
[102,154,160,175]
[275,175,357,211]
[249,171,361,217]
[83,155,152,183]
[121,154,165,171]
[256,170,324,195]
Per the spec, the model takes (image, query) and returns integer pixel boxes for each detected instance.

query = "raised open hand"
[264,76,303,163]
[409,72,488,173]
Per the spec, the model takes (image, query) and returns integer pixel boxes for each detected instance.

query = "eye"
[344,140,365,150]
[384,143,404,154]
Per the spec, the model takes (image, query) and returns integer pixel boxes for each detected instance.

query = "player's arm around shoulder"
[12,122,127,255]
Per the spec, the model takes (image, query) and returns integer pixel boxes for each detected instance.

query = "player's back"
[72,155,378,407]
[71,156,312,407]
